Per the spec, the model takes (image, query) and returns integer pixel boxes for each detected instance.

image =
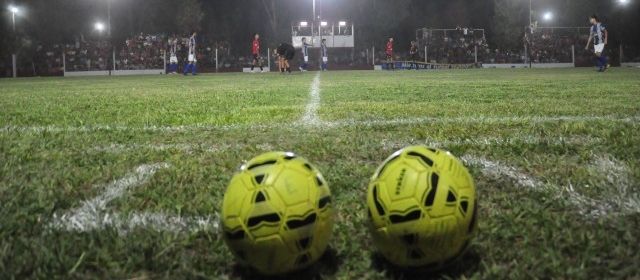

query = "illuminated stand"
[291,20,354,48]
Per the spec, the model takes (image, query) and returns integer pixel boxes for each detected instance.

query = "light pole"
[8,5,19,78]
[107,0,111,37]
[529,0,532,28]
[9,5,17,32]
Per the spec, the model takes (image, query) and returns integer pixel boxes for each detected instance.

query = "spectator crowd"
[5,26,639,77]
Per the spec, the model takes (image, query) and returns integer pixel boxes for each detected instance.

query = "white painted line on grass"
[298,72,324,126]
[461,155,540,189]
[4,115,636,135]
[461,154,640,218]
[382,135,602,150]
[328,115,640,128]
[588,155,640,216]
[50,163,218,235]
[90,143,275,154]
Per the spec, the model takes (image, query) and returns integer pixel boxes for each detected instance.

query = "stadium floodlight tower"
[9,5,19,32]
[291,0,354,48]
[8,4,20,78]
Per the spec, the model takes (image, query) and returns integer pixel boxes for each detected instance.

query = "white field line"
[327,115,640,128]
[461,155,639,218]
[91,135,599,156]
[588,155,640,215]
[90,143,275,154]
[298,71,324,126]
[3,115,637,135]
[461,155,540,189]
[50,163,218,235]
[382,135,602,151]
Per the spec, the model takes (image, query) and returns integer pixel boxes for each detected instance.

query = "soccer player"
[184,32,197,76]
[251,33,264,73]
[386,37,394,70]
[409,41,419,70]
[585,14,609,72]
[168,37,178,74]
[320,39,329,71]
[276,42,295,73]
[299,37,311,72]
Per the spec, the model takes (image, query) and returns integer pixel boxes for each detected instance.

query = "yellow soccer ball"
[221,152,334,275]
[366,146,477,268]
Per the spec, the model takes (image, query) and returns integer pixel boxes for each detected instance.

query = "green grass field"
[1,68,639,279]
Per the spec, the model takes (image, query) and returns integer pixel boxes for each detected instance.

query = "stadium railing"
[621,45,640,67]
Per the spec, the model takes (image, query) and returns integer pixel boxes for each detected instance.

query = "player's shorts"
[594,43,605,54]
[188,54,196,63]
[170,55,178,64]
[253,54,260,61]
[304,56,309,63]
[386,54,393,60]
[285,51,295,61]
[322,57,328,63]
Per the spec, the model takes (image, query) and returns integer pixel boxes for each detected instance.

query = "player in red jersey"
[386,37,394,70]
[251,33,264,73]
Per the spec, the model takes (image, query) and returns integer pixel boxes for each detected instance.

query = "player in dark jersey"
[251,33,264,73]
[409,41,419,70]
[385,37,394,70]
[585,14,609,72]
[276,43,295,73]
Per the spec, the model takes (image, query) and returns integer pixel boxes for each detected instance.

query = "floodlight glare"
[9,5,18,13]
[618,0,629,4]
[300,21,308,27]
[320,21,328,27]
[339,21,347,26]
[543,11,553,21]
[94,22,105,32]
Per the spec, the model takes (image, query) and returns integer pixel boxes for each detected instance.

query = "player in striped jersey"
[320,39,328,71]
[299,37,311,72]
[585,15,609,72]
[183,32,197,76]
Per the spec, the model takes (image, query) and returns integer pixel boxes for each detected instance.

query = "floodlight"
[300,21,308,27]
[320,21,328,27]
[618,0,630,4]
[339,21,347,26]
[9,5,18,13]
[95,22,105,32]
[543,11,553,21]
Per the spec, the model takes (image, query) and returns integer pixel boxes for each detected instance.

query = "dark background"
[1,0,638,57]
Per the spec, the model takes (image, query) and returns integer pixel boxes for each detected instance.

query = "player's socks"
[183,64,190,75]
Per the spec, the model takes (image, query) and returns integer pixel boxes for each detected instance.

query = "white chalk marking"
[461,154,639,218]
[461,155,540,189]
[3,115,636,135]
[50,163,218,234]
[382,135,602,151]
[328,115,640,128]
[298,72,324,126]
[91,143,275,154]
[587,155,640,216]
